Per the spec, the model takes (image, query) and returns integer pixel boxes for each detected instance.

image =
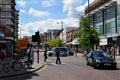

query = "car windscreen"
[93,51,110,57]
[67,48,73,52]
[57,48,67,52]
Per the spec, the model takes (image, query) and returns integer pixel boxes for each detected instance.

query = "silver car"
[47,48,69,57]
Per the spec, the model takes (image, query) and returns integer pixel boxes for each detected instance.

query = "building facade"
[66,27,79,43]
[85,0,120,54]
[0,0,19,55]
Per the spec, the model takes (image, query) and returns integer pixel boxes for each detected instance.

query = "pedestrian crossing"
[45,62,66,65]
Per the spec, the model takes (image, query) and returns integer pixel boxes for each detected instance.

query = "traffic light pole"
[37,41,39,63]
[32,31,40,63]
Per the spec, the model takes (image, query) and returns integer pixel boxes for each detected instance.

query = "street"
[2,51,120,80]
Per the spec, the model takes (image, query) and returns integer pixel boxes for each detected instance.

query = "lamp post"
[19,24,24,39]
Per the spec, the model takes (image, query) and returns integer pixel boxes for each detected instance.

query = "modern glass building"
[85,0,120,54]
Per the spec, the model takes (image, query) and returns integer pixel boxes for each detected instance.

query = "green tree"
[48,37,62,47]
[77,16,101,48]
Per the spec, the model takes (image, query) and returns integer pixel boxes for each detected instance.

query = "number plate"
[104,63,111,66]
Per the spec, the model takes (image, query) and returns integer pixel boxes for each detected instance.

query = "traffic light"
[32,31,40,42]
[35,31,40,42]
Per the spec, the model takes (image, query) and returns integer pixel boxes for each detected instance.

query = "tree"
[77,16,101,48]
[48,37,62,47]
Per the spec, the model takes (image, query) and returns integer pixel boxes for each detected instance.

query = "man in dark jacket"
[56,49,61,64]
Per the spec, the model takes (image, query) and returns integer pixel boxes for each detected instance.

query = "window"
[105,5,116,35]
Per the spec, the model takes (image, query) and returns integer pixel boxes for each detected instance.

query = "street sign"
[100,38,107,45]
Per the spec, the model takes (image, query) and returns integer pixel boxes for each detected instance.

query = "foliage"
[48,37,62,47]
[77,16,101,48]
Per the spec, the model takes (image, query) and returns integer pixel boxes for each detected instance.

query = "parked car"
[65,47,74,56]
[86,51,117,69]
[47,47,72,57]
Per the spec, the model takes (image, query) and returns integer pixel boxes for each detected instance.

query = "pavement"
[0,62,45,79]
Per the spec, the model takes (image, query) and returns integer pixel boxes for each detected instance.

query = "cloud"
[17,0,27,8]
[28,8,50,17]
[75,5,85,12]
[20,9,26,13]
[62,0,82,17]
[19,18,79,37]
[42,0,56,7]
[62,0,95,17]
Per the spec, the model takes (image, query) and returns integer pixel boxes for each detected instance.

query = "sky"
[16,0,95,38]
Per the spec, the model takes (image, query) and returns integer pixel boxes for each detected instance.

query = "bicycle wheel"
[13,62,22,71]
[22,62,28,70]
[3,63,11,73]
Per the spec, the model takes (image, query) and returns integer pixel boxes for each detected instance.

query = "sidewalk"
[0,62,45,79]
[116,56,120,64]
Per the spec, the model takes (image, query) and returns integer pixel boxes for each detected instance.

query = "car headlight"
[96,59,101,63]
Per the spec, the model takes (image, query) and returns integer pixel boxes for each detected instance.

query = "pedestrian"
[56,49,61,64]
[44,48,48,62]
[26,46,31,68]
[106,47,110,54]
[0,48,6,61]
[30,47,34,66]
[74,47,78,56]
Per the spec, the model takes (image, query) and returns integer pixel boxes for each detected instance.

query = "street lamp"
[18,24,24,39]
[57,21,63,41]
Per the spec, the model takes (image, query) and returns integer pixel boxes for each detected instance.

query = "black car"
[86,51,117,69]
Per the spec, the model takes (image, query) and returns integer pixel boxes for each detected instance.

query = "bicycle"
[0,60,5,73]
[3,59,22,73]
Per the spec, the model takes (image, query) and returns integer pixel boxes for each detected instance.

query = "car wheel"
[93,64,97,69]
[86,61,89,65]
[93,61,97,69]
[111,65,117,69]
[63,54,67,57]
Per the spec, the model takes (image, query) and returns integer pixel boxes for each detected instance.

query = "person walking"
[0,48,6,61]
[26,46,31,68]
[56,49,61,64]
[30,47,34,66]
[74,47,78,56]
[44,48,48,62]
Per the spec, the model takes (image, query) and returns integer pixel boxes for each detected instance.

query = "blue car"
[86,51,117,69]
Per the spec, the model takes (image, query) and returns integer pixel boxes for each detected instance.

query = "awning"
[71,38,79,45]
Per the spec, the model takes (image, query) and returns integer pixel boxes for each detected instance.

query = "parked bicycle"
[0,60,5,73]
[3,59,22,73]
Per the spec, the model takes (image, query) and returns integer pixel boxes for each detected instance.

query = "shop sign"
[100,38,107,45]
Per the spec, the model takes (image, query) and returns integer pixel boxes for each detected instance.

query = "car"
[47,47,70,57]
[65,47,74,56]
[86,51,117,69]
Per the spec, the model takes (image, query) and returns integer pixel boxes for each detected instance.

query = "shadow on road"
[97,67,120,70]
[2,71,40,80]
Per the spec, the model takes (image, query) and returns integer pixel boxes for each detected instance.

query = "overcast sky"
[16,0,94,37]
